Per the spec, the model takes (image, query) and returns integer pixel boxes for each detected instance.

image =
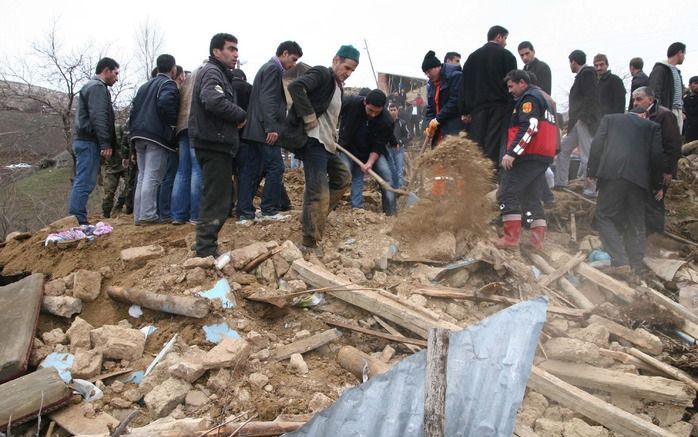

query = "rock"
[81,402,96,418]
[186,267,207,286]
[289,353,309,375]
[110,397,132,409]
[230,242,270,270]
[71,269,102,302]
[229,272,257,285]
[534,418,565,437]
[570,324,610,348]
[203,337,250,369]
[251,348,271,361]
[256,259,277,284]
[66,317,94,350]
[123,387,143,403]
[246,331,269,348]
[308,392,333,412]
[42,295,82,318]
[207,369,232,392]
[408,294,428,307]
[169,347,206,383]
[264,384,274,392]
[279,240,303,264]
[30,338,53,367]
[90,325,145,361]
[445,302,469,320]
[110,380,125,393]
[44,279,67,296]
[563,418,609,437]
[293,330,311,341]
[5,231,31,242]
[42,328,67,346]
[380,345,395,363]
[99,266,113,279]
[413,231,456,261]
[518,391,549,427]
[543,337,600,365]
[249,372,269,389]
[272,255,291,277]
[543,406,579,422]
[71,348,103,379]
[120,245,165,267]
[372,271,388,285]
[343,267,366,284]
[185,390,209,408]
[237,388,251,403]
[667,421,692,437]
[144,377,192,418]
[183,256,215,269]
[285,280,307,292]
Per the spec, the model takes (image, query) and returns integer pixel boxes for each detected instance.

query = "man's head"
[487,25,509,47]
[95,57,120,86]
[517,41,536,65]
[444,51,461,65]
[388,102,399,120]
[593,54,609,76]
[667,42,686,65]
[629,57,643,76]
[421,50,442,82]
[632,86,656,110]
[504,69,531,98]
[276,40,303,71]
[210,33,239,68]
[156,54,177,78]
[568,50,586,73]
[689,76,698,93]
[332,45,360,83]
[175,65,185,86]
[363,89,386,119]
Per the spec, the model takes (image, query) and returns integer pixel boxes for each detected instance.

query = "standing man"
[388,101,410,188]
[518,41,552,95]
[287,45,359,253]
[495,70,557,250]
[685,76,698,143]
[594,54,626,116]
[459,25,518,163]
[444,51,461,67]
[101,124,128,218]
[649,42,686,131]
[553,50,600,191]
[189,33,247,258]
[587,108,663,273]
[421,50,466,147]
[628,57,649,111]
[69,57,119,225]
[238,41,303,222]
[129,54,180,225]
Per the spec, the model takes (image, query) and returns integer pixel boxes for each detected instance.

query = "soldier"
[101,125,128,217]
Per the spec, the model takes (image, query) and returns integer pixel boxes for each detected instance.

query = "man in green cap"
[287,45,359,254]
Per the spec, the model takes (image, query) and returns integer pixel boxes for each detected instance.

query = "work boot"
[529,222,546,252]
[495,218,521,249]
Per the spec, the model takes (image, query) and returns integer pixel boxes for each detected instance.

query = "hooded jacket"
[129,73,180,151]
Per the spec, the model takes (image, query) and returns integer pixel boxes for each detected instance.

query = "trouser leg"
[553,124,579,187]
[195,148,232,257]
[595,179,631,266]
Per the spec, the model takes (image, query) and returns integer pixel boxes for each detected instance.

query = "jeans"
[133,139,169,223]
[157,149,178,220]
[195,148,233,257]
[237,141,285,217]
[387,145,405,188]
[554,121,593,187]
[68,139,102,224]
[338,152,397,216]
[171,133,202,222]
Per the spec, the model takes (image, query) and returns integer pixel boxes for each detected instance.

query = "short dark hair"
[210,33,238,56]
[518,41,534,52]
[487,25,509,41]
[95,57,119,75]
[667,42,686,58]
[569,50,586,65]
[276,41,303,57]
[593,53,608,65]
[156,54,176,73]
[629,57,644,70]
[690,76,698,85]
[365,89,387,107]
[504,69,532,85]
[444,51,461,63]
[176,65,183,77]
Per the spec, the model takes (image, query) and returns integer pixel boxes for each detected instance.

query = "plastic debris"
[198,278,236,309]
[215,252,232,270]
[293,292,325,308]
[72,378,103,401]
[39,352,74,383]
[44,222,114,246]
[203,322,240,343]
[140,325,157,338]
[128,305,143,318]
[144,334,177,378]
[587,249,611,268]
[126,371,144,384]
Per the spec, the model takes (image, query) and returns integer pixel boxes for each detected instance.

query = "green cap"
[336,45,360,62]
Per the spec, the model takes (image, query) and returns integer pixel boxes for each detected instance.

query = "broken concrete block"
[202,337,250,369]
[246,331,269,348]
[543,337,600,365]
[256,258,277,284]
[71,269,102,302]
[343,267,366,284]
[99,266,113,279]
[308,392,333,412]
[380,345,395,363]
[206,369,232,392]
[185,267,207,286]
[230,242,269,270]
[279,240,303,264]
[286,280,307,292]
[570,324,610,349]
[44,279,67,296]
[71,348,103,379]
[534,418,565,437]
[42,328,67,346]
[143,377,192,418]
[445,302,469,321]
[110,397,132,409]
[289,353,309,375]
[563,418,609,437]
[42,295,83,318]
[185,389,209,408]
[518,391,550,427]
[272,255,291,277]
[90,325,145,361]
[120,245,165,267]
[183,256,215,269]
[66,317,94,351]
[249,372,269,389]
[30,338,53,367]
[168,347,206,383]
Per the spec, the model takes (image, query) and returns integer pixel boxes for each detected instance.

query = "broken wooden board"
[538,359,696,406]
[325,320,427,347]
[588,315,663,355]
[0,273,44,383]
[49,403,120,436]
[625,347,698,392]
[373,316,421,353]
[0,367,72,430]
[538,252,586,288]
[271,328,343,362]
[529,253,594,309]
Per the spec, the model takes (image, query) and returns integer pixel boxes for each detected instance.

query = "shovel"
[335,144,419,206]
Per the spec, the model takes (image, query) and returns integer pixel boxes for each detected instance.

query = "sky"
[0,0,696,111]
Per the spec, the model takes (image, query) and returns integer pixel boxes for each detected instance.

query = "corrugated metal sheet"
[284,297,548,437]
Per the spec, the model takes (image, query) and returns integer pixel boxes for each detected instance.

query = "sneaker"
[236,216,255,227]
[172,219,186,225]
[188,219,200,225]
[258,213,290,222]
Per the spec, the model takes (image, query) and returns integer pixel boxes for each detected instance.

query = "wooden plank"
[528,366,679,437]
[626,347,698,392]
[538,252,586,288]
[641,285,698,336]
[373,316,421,353]
[0,367,72,429]
[529,253,594,309]
[575,261,637,303]
[50,403,120,436]
[538,359,696,406]
[570,213,577,242]
[424,328,449,437]
[325,320,427,347]
[271,328,343,362]
[588,315,663,355]
[598,348,657,374]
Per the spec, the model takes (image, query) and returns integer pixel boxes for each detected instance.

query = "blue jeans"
[171,133,202,222]
[237,141,285,217]
[157,149,178,220]
[338,152,396,216]
[134,139,169,222]
[387,145,405,188]
[68,139,102,224]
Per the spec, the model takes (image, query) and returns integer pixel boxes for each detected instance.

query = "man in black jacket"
[459,25,517,163]
[684,76,698,142]
[628,57,649,111]
[68,57,119,225]
[421,51,466,147]
[649,42,686,132]
[189,33,247,258]
[287,45,359,252]
[129,54,180,225]
[588,109,663,272]
[594,54,626,117]
[518,41,552,95]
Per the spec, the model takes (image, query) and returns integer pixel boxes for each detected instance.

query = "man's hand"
[461,114,472,123]
[425,119,439,137]
[655,189,665,201]
[237,120,247,129]
[266,132,279,144]
[100,148,112,158]
[501,154,515,171]
[662,173,672,187]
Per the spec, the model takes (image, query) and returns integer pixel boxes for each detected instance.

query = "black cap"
[421,50,441,72]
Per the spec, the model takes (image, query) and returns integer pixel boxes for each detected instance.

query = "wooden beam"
[373,316,421,353]
[598,348,657,374]
[270,328,343,362]
[529,253,594,309]
[626,347,698,392]
[336,345,390,380]
[588,315,663,355]
[107,286,210,318]
[538,252,586,288]
[424,328,449,437]
[528,366,680,437]
[325,320,427,347]
[574,261,637,303]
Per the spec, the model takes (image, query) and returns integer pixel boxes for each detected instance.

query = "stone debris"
[120,245,165,266]
[144,377,192,417]
[289,353,309,375]
[66,317,94,350]
[42,295,83,318]
[90,325,145,361]
[202,337,250,370]
[71,269,102,302]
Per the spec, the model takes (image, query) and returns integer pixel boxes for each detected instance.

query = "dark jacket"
[243,58,286,144]
[648,103,682,176]
[338,96,395,161]
[524,58,552,95]
[73,76,116,150]
[231,76,252,112]
[459,41,517,114]
[597,71,626,117]
[588,113,663,190]
[188,57,248,155]
[649,62,683,109]
[424,63,467,135]
[392,117,411,146]
[568,65,600,134]
[628,71,649,110]
[684,93,698,142]
[129,73,180,152]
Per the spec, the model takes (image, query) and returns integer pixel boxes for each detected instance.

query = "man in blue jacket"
[129,54,180,225]
[421,51,466,147]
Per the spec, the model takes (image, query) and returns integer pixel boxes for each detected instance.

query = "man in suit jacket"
[239,41,303,222]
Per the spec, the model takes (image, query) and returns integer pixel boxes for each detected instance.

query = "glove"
[425,119,439,137]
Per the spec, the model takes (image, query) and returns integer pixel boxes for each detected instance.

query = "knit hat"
[421,50,441,72]
[336,45,360,63]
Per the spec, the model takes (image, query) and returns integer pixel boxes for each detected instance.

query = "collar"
[271,56,284,72]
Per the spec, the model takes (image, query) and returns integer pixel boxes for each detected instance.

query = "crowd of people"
[67,27,698,273]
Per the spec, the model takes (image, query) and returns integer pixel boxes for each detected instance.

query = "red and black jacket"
[506,86,558,164]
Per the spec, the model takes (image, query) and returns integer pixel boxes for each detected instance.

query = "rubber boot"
[495,219,521,249]
[529,225,546,251]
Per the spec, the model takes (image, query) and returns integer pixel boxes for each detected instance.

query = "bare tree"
[134,17,165,82]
